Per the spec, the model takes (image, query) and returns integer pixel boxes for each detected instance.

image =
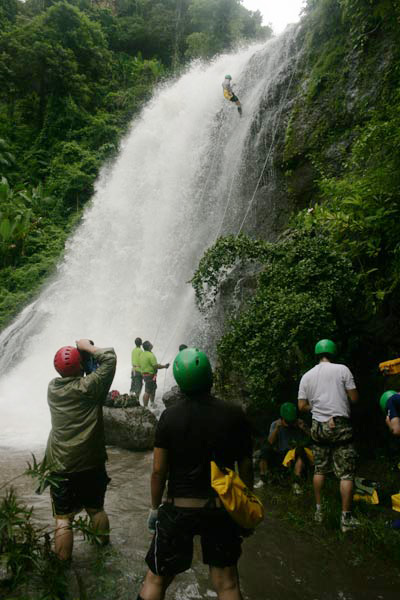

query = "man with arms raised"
[298,339,359,533]
[46,339,116,560]
[137,347,253,600]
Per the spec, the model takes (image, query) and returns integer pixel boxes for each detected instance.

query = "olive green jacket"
[45,347,116,473]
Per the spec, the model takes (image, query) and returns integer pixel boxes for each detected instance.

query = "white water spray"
[0,32,298,447]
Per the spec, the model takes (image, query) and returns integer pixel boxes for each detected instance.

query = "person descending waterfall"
[298,339,360,533]
[140,340,169,408]
[379,390,400,436]
[45,339,116,560]
[137,347,253,600]
[222,74,242,116]
[130,337,143,398]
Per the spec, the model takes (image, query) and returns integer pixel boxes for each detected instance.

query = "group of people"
[130,337,170,407]
[44,336,399,598]
[257,338,400,533]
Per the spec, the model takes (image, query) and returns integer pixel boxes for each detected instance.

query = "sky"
[242,0,306,34]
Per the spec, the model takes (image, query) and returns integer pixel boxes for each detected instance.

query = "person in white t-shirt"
[298,339,359,533]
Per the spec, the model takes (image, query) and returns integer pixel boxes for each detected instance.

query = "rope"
[195,113,226,207]
[237,39,303,235]
[213,159,238,242]
[152,35,304,386]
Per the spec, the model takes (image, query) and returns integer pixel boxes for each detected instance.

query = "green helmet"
[173,347,213,394]
[280,402,297,423]
[379,390,397,414]
[225,74,232,79]
[315,339,337,356]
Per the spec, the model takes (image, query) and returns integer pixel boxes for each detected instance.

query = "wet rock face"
[103,406,157,450]
[162,385,185,408]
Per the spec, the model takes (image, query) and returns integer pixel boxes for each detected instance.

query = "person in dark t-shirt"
[380,390,400,436]
[137,347,253,600]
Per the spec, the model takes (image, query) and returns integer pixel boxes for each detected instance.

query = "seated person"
[257,402,312,493]
[380,390,400,436]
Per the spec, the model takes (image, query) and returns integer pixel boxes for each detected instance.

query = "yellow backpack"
[210,461,265,529]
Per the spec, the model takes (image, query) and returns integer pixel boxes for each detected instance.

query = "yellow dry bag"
[392,493,400,513]
[210,461,264,529]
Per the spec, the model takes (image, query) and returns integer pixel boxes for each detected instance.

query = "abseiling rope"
[153,40,303,379]
[237,43,302,235]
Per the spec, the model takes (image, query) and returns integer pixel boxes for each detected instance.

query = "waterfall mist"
[0,31,298,447]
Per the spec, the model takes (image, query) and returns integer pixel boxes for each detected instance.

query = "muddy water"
[1,446,399,600]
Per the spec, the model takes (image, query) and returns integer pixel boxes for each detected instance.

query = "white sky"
[242,0,306,34]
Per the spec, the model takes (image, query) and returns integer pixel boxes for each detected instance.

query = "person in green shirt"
[46,339,116,561]
[140,340,170,407]
[130,337,143,398]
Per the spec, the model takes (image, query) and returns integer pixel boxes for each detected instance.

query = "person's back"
[157,394,252,499]
[138,347,253,600]
[46,341,116,561]
[131,346,143,371]
[140,349,157,375]
[298,361,354,422]
[46,346,116,473]
[130,337,143,397]
[298,339,359,533]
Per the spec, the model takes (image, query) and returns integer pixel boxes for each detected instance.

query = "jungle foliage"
[0,456,106,598]
[0,0,270,329]
[192,0,400,424]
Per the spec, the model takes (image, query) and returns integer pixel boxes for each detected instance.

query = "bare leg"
[87,508,110,545]
[210,565,243,600]
[139,570,173,600]
[143,392,150,408]
[313,473,325,505]
[259,459,267,477]
[294,457,304,478]
[54,517,73,561]
[340,479,354,512]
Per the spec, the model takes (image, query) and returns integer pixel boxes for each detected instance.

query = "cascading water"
[0,29,299,448]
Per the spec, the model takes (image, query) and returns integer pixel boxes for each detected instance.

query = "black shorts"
[145,503,242,576]
[259,444,285,468]
[50,466,110,518]
[143,374,157,395]
[230,93,239,103]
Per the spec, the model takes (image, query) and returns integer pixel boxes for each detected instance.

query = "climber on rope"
[222,74,242,116]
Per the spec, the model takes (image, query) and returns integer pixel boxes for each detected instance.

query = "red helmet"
[54,346,82,377]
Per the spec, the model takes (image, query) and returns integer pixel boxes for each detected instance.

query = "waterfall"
[0,29,299,447]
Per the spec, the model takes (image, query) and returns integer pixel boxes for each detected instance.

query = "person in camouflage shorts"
[311,417,357,480]
[298,339,360,533]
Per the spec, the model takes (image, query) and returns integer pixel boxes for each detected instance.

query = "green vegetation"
[0,0,270,330]
[192,0,400,430]
[0,457,106,597]
[261,461,400,566]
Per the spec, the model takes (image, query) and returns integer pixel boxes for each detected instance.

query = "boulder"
[103,406,157,450]
[162,385,185,408]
